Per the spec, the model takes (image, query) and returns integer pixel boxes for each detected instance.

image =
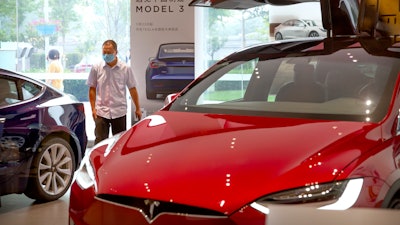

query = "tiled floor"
[0,190,70,225]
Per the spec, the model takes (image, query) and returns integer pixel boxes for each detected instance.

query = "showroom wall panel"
[130,0,194,106]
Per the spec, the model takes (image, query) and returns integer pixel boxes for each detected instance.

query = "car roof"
[206,37,400,71]
[0,68,32,81]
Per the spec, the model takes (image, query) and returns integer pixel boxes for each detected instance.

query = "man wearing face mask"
[87,40,142,144]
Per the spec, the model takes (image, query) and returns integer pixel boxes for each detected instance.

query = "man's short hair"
[102,40,118,51]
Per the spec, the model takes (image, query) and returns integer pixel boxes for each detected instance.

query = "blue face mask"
[103,54,115,63]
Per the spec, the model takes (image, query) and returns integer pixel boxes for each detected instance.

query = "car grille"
[96,194,226,222]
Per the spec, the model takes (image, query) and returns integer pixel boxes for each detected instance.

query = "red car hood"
[94,111,381,213]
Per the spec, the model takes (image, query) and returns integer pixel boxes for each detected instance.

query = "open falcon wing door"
[358,0,400,38]
[189,0,359,37]
[188,0,268,9]
[188,0,320,9]
[356,0,400,56]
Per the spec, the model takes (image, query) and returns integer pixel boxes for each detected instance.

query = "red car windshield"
[169,38,397,123]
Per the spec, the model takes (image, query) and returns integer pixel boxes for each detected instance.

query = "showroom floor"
[0,191,69,225]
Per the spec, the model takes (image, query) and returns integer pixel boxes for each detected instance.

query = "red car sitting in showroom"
[69,0,400,225]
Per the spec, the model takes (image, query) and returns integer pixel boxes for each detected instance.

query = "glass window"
[171,47,395,123]
[293,20,303,27]
[158,43,195,59]
[21,80,41,100]
[0,78,18,106]
[197,58,257,105]
[195,5,270,76]
[1,0,130,89]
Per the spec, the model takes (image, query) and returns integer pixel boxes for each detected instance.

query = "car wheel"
[309,31,319,37]
[388,195,400,209]
[25,137,75,201]
[275,32,283,40]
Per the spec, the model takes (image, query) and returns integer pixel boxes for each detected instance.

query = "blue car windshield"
[158,44,194,59]
[170,46,397,123]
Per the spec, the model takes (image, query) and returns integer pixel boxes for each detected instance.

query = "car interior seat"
[0,79,17,106]
[358,67,388,102]
[325,69,369,101]
[275,64,326,103]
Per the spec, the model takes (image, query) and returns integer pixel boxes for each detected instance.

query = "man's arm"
[89,87,97,119]
[129,87,142,120]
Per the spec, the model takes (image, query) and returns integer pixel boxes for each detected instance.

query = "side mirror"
[164,93,179,106]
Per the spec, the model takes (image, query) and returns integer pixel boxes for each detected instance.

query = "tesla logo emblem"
[144,199,160,220]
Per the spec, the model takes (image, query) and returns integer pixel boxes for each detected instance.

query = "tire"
[146,77,157,99]
[275,32,283,40]
[25,137,75,202]
[309,31,319,37]
[388,196,400,209]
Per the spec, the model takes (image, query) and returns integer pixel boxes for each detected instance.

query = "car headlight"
[75,153,97,190]
[75,133,123,191]
[251,178,363,215]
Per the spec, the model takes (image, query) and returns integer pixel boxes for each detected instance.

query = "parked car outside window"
[274,19,327,40]
[73,55,101,73]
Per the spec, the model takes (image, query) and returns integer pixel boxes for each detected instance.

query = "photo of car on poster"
[131,0,194,113]
[145,43,195,99]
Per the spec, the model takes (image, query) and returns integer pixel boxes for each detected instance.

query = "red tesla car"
[69,35,400,225]
[69,0,400,224]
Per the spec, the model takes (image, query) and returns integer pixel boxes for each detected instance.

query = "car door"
[0,75,42,194]
[291,20,307,38]
[281,20,293,38]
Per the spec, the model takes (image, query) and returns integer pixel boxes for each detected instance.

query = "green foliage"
[206,8,230,60]
[65,52,83,71]
[64,80,88,102]
[49,0,79,41]
[0,0,40,42]
[207,35,227,60]
[206,89,244,101]
[22,22,58,49]
[215,81,249,91]
[30,53,46,71]
[76,38,97,58]
[208,8,232,27]
[88,0,131,54]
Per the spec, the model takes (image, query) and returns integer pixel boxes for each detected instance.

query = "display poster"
[131,0,195,115]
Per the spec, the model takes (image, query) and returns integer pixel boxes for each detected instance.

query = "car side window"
[21,81,41,100]
[284,20,292,26]
[0,78,19,106]
[269,60,295,101]
[196,59,257,105]
[294,20,303,27]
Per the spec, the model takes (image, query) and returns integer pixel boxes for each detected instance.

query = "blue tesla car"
[0,68,87,203]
